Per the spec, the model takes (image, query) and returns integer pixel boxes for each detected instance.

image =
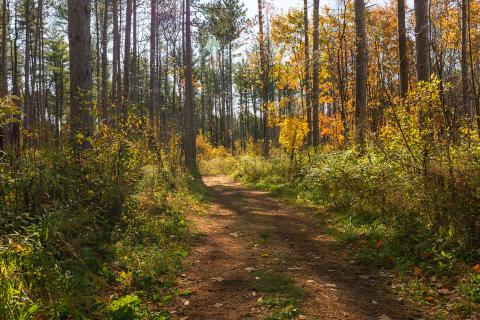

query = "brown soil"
[172,175,423,320]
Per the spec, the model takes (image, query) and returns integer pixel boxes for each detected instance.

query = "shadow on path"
[173,175,422,320]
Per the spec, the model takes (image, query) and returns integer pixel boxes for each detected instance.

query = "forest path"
[172,175,421,320]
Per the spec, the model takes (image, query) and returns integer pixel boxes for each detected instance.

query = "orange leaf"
[426,296,435,304]
[375,240,383,249]
[413,266,422,276]
[472,264,480,273]
[420,252,432,260]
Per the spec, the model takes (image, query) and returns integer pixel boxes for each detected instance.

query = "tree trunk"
[184,0,196,170]
[24,0,31,137]
[461,0,469,119]
[229,42,234,152]
[312,0,320,147]
[466,0,480,133]
[398,0,409,97]
[414,0,431,172]
[304,0,312,146]
[258,0,269,156]
[0,0,7,153]
[112,0,120,104]
[220,47,226,146]
[68,0,93,151]
[414,0,430,82]
[11,7,19,155]
[131,0,138,104]
[123,0,132,106]
[101,0,109,120]
[1,0,7,96]
[355,0,367,149]
[149,0,157,128]
[94,0,101,109]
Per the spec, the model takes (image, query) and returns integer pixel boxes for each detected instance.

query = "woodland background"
[1,0,480,318]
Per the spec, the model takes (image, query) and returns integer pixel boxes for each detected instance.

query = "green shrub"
[107,294,141,320]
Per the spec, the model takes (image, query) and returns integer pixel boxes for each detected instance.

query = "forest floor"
[170,175,424,320]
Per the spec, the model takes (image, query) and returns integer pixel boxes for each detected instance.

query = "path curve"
[172,175,421,320]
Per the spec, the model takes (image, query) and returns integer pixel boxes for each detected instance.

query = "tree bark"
[11,7,19,155]
[0,0,7,152]
[149,0,157,128]
[304,0,312,146]
[24,0,31,136]
[131,0,138,104]
[112,0,120,103]
[184,0,196,170]
[312,0,320,147]
[94,0,101,109]
[68,0,93,151]
[414,0,430,82]
[123,0,132,106]
[461,0,469,119]
[258,0,269,156]
[355,0,367,149]
[101,0,109,120]
[398,0,409,97]
[1,0,7,96]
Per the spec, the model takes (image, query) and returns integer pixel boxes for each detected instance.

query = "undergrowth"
[199,136,480,318]
[0,120,206,319]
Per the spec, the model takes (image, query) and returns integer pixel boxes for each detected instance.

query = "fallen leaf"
[183,300,190,306]
[211,277,224,282]
[426,296,435,304]
[214,303,223,308]
[413,266,422,276]
[288,266,302,270]
[244,267,256,272]
[472,264,480,273]
[439,288,450,295]
[378,315,391,320]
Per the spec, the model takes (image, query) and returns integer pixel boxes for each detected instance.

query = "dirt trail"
[172,175,422,320]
